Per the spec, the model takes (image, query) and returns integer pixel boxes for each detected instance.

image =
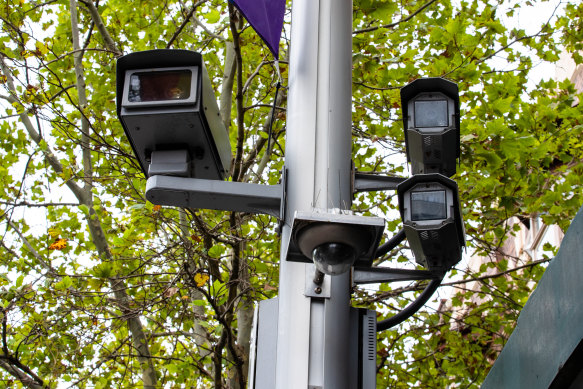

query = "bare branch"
[166,0,207,48]
[229,4,245,182]
[0,201,79,208]
[220,41,236,129]
[0,359,47,389]
[242,59,271,94]
[193,16,226,41]
[70,0,93,193]
[77,0,122,56]
[365,257,550,302]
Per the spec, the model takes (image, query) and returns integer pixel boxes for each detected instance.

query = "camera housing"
[400,78,460,177]
[285,211,385,275]
[397,173,465,274]
[116,49,231,180]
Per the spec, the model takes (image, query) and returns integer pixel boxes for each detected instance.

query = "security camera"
[116,49,232,180]
[400,78,460,177]
[285,211,385,275]
[397,173,465,274]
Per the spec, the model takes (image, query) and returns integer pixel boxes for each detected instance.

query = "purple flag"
[229,0,285,59]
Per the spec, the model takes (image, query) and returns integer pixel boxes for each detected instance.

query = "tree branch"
[441,258,551,288]
[5,220,58,276]
[0,201,79,208]
[0,310,47,389]
[70,0,93,193]
[166,0,207,48]
[220,41,236,130]
[0,359,47,389]
[0,55,87,203]
[353,0,438,35]
[365,257,550,302]
[77,0,122,56]
[229,4,245,182]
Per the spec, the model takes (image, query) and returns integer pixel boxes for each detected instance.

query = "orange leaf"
[49,238,67,250]
[194,273,210,287]
[153,205,161,212]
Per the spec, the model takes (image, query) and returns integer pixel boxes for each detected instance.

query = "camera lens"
[312,243,357,275]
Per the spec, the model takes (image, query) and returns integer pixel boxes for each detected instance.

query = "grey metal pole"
[276,0,353,387]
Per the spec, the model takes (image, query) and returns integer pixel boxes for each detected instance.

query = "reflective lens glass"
[312,243,356,275]
[411,190,447,221]
[414,100,448,128]
[128,70,192,102]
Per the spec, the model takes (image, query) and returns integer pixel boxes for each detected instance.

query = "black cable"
[376,277,443,332]
[375,228,406,258]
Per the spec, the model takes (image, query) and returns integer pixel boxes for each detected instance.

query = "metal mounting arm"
[353,267,437,285]
[145,174,284,218]
[353,171,406,194]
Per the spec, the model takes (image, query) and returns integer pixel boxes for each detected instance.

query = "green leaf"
[205,9,220,24]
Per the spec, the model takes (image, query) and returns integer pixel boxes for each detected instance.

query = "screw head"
[314,287,322,294]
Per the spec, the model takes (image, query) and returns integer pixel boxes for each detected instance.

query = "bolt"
[314,287,322,294]
[313,270,325,286]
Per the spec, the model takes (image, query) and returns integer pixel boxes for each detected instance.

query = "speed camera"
[116,49,231,180]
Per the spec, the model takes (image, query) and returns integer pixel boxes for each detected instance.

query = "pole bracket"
[305,264,331,298]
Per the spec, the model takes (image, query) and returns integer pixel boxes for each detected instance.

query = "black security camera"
[397,173,465,274]
[400,78,460,178]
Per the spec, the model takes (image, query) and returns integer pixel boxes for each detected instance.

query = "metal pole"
[276,0,353,387]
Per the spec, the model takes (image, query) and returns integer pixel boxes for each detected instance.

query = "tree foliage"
[0,0,582,387]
